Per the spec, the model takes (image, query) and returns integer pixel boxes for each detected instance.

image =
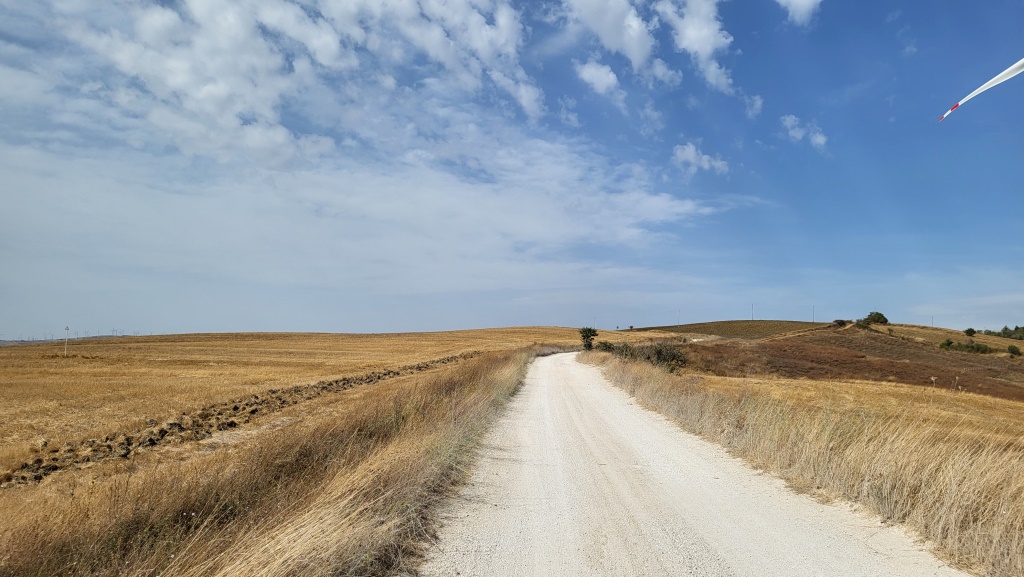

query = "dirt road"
[421,353,969,577]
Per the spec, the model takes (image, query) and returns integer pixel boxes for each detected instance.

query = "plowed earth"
[685,326,1024,401]
[0,353,474,488]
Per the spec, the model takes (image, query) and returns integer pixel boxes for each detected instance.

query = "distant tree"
[964,328,977,337]
[579,327,598,351]
[1009,345,1022,357]
[860,311,889,325]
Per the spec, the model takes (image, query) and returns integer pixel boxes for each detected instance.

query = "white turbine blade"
[940,56,1024,121]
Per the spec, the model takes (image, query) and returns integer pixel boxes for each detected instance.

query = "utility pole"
[812,306,815,323]
[64,326,69,357]
[677,310,681,325]
[751,304,754,321]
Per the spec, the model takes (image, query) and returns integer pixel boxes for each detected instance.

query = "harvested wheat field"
[0,327,613,473]
[0,327,662,577]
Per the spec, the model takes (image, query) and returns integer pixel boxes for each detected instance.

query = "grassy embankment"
[582,348,1024,576]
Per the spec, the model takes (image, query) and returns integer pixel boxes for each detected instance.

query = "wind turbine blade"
[939,56,1024,121]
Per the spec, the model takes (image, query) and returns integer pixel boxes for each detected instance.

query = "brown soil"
[684,325,1024,402]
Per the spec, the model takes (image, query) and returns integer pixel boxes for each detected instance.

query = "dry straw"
[0,347,556,577]
[584,352,1024,577]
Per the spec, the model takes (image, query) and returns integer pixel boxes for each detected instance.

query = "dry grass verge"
[582,352,1024,577]
[1,346,556,577]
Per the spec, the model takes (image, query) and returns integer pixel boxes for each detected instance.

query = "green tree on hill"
[579,327,598,351]
[855,311,889,329]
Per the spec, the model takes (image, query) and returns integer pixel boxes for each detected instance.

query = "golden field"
[1,348,532,576]
[0,326,660,576]
[0,327,618,471]
[0,326,655,576]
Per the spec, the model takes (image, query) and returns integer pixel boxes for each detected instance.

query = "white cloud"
[0,1,752,336]
[744,94,763,119]
[51,0,546,165]
[781,114,806,140]
[780,114,827,150]
[896,25,917,56]
[559,96,581,127]
[574,59,627,110]
[655,0,734,93]
[562,0,655,70]
[0,63,53,104]
[639,100,664,136]
[808,131,827,149]
[648,58,683,87]
[774,0,824,26]
[672,141,728,176]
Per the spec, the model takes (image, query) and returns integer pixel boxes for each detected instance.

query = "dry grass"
[583,352,1024,576]
[0,328,595,470]
[0,346,554,577]
[885,323,1022,352]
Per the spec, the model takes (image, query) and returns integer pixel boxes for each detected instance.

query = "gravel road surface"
[420,352,970,577]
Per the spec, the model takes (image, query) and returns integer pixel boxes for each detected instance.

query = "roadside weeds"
[582,351,1024,577]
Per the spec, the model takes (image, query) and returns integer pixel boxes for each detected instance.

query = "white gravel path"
[420,352,970,577]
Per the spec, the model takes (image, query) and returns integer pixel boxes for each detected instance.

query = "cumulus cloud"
[50,0,546,165]
[575,59,627,110]
[655,0,734,93]
[672,141,728,176]
[780,114,827,149]
[647,58,683,87]
[774,0,824,26]
[0,1,746,335]
[562,0,656,70]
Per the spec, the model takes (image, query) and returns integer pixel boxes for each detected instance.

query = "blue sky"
[1,0,1022,338]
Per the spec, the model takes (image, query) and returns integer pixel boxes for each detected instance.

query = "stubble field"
[0,328,593,472]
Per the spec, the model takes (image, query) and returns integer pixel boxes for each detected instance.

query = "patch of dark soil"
[1,352,477,488]
[685,328,1024,402]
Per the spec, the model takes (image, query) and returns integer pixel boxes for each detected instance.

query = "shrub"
[859,311,889,325]
[603,341,687,372]
[1010,345,1022,357]
[595,341,615,352]
[964,328,976,337]
[579,327,598,351]
[833,319,847,327]
[940,339,992,354]
[982,325,1024,340]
